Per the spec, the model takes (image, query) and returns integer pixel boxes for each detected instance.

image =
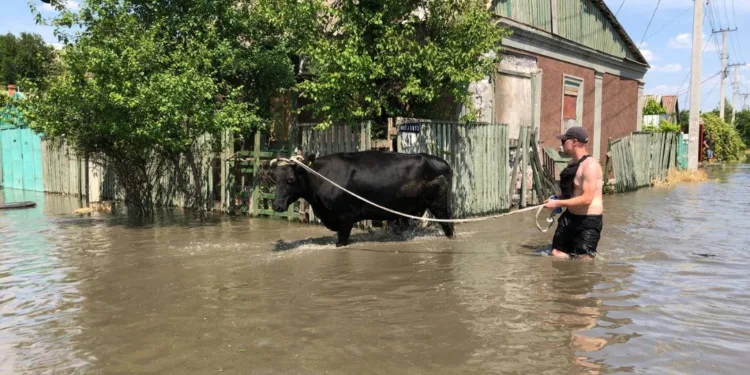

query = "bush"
[643,98,667,115]
[643,119,681,133]
[701,113,747,162]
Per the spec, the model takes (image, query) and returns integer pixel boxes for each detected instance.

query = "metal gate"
[0,127,44,191]
[677,133,688,170]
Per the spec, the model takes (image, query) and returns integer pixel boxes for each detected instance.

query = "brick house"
[470,0,649,161]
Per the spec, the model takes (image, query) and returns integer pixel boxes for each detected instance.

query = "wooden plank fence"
[299,122,372,157]
[607,131,678,193]
[397,121,511,218]
[41,140,87,197]
[296,122,373,227]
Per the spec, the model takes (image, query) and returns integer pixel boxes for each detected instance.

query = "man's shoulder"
[582,157,603,174]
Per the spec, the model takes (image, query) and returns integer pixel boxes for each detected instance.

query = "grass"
[652,168,709,188]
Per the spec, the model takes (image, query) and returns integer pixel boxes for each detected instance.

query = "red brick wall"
[536,55,596,151]
[601,73,639,150]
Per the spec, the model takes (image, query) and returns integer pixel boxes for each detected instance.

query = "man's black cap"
[556,126,589,144]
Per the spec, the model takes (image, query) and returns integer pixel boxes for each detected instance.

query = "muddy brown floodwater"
[2,160,750,374]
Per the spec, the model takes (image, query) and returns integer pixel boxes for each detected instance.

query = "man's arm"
[546,162,599,209]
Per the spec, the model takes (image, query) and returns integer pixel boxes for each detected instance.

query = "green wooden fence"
[397,121,511,218]
[299,122,372,157]
[608,131,678,193]
[297,122,373,226]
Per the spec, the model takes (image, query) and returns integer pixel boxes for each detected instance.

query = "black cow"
[271,150,455,247]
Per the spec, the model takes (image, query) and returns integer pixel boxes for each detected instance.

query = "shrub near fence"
[607,131,677,193]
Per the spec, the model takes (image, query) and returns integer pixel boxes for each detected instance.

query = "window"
[561,76,583,131]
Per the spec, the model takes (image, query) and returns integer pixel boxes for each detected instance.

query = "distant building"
[642,94,680,125]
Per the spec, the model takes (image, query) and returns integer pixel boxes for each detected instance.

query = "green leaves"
[297,0,509,127]
[643,98,667,116]
[701,113,747,163]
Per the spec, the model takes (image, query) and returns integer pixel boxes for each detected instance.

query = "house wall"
[535,54,596,151]
[601,73,639,149]
[492,50,640,162]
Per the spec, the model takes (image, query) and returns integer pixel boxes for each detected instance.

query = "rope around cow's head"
[269,154,305,168]
[270,156,561,229]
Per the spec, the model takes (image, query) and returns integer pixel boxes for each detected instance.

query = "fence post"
[519,126,529,208]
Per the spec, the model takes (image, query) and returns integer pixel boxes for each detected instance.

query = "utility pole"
[712,28,736,121]
[687,0,703,170]
[728,63,747,125]
[742,93,749,110]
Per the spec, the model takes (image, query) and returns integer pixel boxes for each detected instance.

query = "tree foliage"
[643,98,667,115]
[700,113,746,162]
[734,109,750,149]
[297,0,510,129]
[24,0,513,216]
[0,32,59,89]
[643,119,680,133]
[25,0,315,217]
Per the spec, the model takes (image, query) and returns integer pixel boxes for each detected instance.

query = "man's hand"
[544,199,560,210]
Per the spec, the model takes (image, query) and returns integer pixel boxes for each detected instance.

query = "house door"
[1,128,44,191]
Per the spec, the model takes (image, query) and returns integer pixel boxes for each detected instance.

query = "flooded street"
[2,161,750,374]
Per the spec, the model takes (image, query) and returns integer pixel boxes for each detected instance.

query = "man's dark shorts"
[552,210,603,257]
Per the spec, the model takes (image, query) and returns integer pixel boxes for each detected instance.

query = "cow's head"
[271,153,316,212]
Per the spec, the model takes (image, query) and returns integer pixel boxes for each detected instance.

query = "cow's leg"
[336,221,354,247]
[388,217,409,234]
[426,176,454,238]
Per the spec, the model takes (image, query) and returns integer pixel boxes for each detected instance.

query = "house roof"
[642,94,679,115]
[590,0,649,66]
[660,95,679,115]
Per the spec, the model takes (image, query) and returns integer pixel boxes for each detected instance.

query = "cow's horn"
[270,158,278,167]
[292,155,305,162]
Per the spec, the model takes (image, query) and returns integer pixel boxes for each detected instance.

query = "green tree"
[297,0,510,132]
[735,109,750,148]
[26,0,316,217]
[700,113,746,162]
[709,98,734,122]
[677,109,689,132]
[0,32,58,90]
[643,98,667,115]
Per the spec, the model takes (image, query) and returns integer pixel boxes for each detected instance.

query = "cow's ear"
[305,154,316,166]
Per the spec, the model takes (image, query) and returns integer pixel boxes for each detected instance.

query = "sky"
[1,0,749,112]
[603,0,750,112]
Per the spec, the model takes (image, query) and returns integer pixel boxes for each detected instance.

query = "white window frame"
[560,74,584,132]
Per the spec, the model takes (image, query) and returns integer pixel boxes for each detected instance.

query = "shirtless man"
[543,127,604,260]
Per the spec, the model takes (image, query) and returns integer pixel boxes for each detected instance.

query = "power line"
[615,0,626,16]
[678,71,722,97]
[642,7,691,43]
[701,77,720,106]
[721,0,732,30]
[639,0,662,46]
[675,28,716,98]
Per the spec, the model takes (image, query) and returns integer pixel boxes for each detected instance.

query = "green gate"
[0,127,43,191]
[677,133,688,170]
[1,95,44,192]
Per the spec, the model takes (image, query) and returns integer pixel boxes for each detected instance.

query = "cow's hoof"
[335,242,348,248]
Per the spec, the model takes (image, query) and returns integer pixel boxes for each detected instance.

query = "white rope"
[535,204,557,233]
[277,157,555,224]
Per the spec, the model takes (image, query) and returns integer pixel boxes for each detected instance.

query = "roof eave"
[590,0,650,66]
